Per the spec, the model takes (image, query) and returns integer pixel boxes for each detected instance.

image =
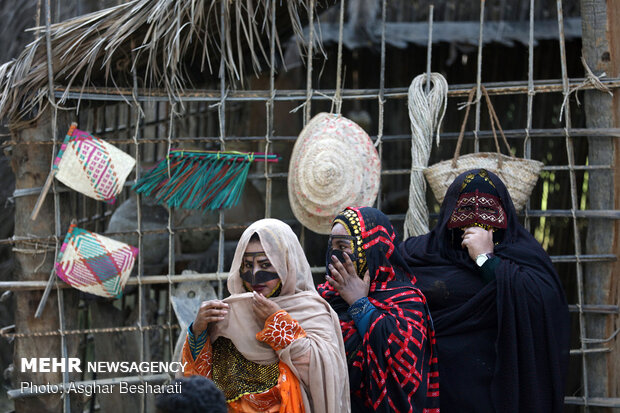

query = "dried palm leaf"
[0,0,329,125]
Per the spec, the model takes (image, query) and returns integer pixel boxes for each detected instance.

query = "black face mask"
[239,269,279,285]
[327,248,357,265]
[326,234,360,279]
[240,252,280,285]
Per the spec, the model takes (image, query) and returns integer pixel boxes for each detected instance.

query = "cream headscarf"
[210,219,350,413]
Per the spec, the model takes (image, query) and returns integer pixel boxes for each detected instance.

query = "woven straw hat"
[288,112,381,234]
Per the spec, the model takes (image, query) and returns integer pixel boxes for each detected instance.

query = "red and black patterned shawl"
[317,207,440,413]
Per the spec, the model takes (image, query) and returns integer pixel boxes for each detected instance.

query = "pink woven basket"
[54,123,135,204]
[55,223,138,298]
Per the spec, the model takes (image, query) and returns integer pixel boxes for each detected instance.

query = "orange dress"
[182,310,306,413]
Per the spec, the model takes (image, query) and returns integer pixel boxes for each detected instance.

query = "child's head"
[155,376,226,413]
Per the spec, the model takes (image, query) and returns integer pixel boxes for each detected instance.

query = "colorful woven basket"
[55,223,139,298]
[54,123,135,203]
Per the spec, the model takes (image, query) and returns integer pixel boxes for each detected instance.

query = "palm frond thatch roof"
[0,0,327,125]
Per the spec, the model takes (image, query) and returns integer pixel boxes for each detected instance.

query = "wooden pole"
[580,0,620,409]
[606,0,620,403]
[10,110,82,413]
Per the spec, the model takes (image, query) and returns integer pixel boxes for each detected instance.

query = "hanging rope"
[403,72,448,238]
[331,0,346,114]
[559,56,613,121]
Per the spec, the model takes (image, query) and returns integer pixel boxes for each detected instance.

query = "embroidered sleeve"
[256,310,306,351]
[182,328,213,378]
[347,296,377,336]
[187,323,209,360]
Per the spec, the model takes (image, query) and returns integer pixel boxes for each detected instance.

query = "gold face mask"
[327,210,367,278]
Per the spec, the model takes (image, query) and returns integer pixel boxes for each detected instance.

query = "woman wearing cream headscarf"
[182,219,350,413]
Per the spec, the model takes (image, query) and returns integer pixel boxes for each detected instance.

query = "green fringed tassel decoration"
[133,150,279,211]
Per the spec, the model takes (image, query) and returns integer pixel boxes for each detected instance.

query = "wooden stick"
[29,169,56,221]
[30,122,77,221]
[33,269,56,318]
[34,219,74,318]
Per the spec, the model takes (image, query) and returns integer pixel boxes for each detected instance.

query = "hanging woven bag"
[424,86,543,210]
[55,222,139,299]
[31,123,136,220]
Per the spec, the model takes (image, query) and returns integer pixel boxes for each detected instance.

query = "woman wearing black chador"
[398,169,570,413]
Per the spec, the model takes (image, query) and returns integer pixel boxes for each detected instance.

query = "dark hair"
[155,376,226,413]
[249,232,261,242]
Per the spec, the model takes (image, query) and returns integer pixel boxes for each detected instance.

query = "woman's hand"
[461,227,494,261]
[326,253,371,306]
[192,300,229,336]
[252,292,282,325]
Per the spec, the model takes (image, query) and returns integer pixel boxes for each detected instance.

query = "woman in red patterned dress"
[182,218,350,413]
[317,207,440,413]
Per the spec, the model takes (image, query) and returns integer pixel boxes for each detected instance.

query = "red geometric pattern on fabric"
[364,235,395,259]
[364,224,396,242]
[341,320,357,342]
[350,287,440,412]
[318,207,440,412]
[377,265,396,280]
[256,310,306,351]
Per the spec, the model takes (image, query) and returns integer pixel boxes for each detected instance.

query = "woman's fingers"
[199,300,229,311]
[326,274,339,289]
[343,253,357,276]
[463,226,485,236]
[461,233,476,248]
[193,301,229,335]
[252,291,270,307]
[202,309,228,317]
[331,255,351,280]
[251,297,262,313]
[362,270,371,288]
[251,292,276,323]
[328,257,345,284]
[203,315,226,324]
[199,303,228,315]
[198,300,228,320]
[199,310,227,324]
[329,253,361,287]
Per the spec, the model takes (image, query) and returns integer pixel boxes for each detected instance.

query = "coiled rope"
[403,73,448,238]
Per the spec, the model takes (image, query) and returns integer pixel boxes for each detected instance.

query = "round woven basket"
[288,113,381,234]
[424,153,543,210]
